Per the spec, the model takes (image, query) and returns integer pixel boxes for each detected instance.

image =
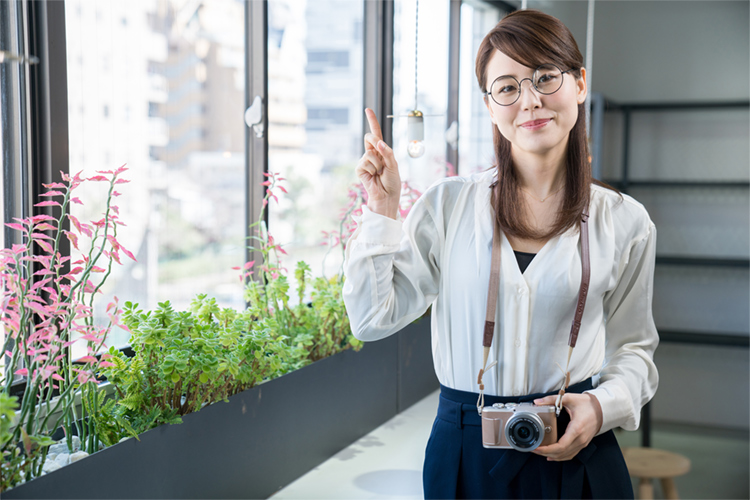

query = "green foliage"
[245,173,364,369]
[2,171,377,491]
[275,266,362,365]
[100,295,294,431]
[79,383,139,449]
[0,394,53,492]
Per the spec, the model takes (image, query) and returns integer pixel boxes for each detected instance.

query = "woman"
[343,9,658,499]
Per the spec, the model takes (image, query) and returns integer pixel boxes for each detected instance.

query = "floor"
[270,390,749,499]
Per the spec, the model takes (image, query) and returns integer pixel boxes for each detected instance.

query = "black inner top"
[513,250,536,274]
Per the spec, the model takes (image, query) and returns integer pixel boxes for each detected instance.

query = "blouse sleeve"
[342,197,443,342]
[586,223,660,434]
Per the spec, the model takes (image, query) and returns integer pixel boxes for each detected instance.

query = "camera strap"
[476,207,591,415]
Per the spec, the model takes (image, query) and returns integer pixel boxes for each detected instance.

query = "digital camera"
[481,402,558,451]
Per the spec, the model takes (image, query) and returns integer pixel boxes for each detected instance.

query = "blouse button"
[514,339,522,348]
[513,390,521,396]
[517,286,526,295]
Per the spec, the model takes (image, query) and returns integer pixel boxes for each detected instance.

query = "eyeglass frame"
[483,64,575,107]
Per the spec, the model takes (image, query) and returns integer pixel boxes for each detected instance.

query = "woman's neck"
[511,147,567,199]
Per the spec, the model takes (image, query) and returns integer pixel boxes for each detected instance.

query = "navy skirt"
[423,378,634,499]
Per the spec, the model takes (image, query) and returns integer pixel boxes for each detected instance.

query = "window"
[391,0,451,192]
[307,50,350,72]
[1,0,34,378]
[65,0,246,354]
[266,0,364,297]
[306,107,350,128]
[457,0,504,175]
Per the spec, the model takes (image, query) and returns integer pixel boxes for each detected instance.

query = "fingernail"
[377,141,385,152]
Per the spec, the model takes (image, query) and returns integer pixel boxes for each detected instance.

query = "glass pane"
[266,0,364,293]
[65,0,246,355]
[392,0,451,191]
[458,0,503,175]
[1,0,30,380]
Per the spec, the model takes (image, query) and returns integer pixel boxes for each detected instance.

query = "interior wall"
[527,0,749,102]
[526,0,750,430]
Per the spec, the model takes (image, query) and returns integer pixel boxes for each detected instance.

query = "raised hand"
[355,108,401,220]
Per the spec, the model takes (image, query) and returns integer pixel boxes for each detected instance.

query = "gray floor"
[271,390,750,499]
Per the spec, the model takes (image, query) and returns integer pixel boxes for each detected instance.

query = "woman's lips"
[520,118,551,130]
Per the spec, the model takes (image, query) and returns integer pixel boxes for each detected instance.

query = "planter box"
[6,317,437,499]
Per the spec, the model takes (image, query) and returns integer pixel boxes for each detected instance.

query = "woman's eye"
[537,74,557,84]
[497,85,517,94]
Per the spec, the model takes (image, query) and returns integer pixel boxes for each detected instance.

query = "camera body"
[481,402,558,451]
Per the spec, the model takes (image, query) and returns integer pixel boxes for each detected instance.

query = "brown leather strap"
[482,208,591,351]
[568,208,590,348]
[482,228,503,347]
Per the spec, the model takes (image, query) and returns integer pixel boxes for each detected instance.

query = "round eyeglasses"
[484,64,573,106]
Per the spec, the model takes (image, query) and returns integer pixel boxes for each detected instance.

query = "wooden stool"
[622,447,691,499]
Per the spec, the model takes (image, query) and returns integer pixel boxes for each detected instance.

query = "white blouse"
[342,169,659,435]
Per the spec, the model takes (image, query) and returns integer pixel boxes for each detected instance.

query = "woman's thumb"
[533,395,558,406]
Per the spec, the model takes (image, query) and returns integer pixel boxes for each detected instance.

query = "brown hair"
[475,9,614,241]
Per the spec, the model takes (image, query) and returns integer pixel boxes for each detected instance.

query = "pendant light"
[388,0,440,158]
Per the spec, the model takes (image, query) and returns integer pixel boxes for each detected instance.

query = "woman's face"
[484,50,587,164]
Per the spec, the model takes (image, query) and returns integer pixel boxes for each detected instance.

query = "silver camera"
[481,402,558,451]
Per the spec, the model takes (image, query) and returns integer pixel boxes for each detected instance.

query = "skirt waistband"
[437,377,593,428]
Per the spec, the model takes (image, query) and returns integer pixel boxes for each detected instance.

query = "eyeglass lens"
[489,64,564,106]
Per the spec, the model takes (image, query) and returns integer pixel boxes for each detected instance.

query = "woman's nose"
[518,78,542,110]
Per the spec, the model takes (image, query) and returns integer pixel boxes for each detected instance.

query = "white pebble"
[69,451,89,463]
[54,453,70,467]
[42,460,61,474]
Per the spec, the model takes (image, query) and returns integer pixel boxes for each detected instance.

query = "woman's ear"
[576,67,588,104]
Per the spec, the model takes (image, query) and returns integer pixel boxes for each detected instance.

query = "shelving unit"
[589,94,750,446]
[590,92,750,348]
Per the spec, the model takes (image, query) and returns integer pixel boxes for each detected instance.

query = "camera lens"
[517,425,531,440]
[505,413,544,451]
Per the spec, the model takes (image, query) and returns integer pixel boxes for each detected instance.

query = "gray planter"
[5,317,437,499]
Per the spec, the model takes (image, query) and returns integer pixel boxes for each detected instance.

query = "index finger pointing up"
[365,108,383,141]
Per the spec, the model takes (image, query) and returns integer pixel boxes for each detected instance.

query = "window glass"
[458,1,503,175]
[1,0,31,378]
[65,0,246,355]
[266,0,364,294]
[392,0,451,191]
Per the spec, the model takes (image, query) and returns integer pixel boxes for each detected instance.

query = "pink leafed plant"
[320,179,423,275]
[0,165,136,483]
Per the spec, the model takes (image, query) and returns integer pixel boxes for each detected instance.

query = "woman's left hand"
[531,393,603,461]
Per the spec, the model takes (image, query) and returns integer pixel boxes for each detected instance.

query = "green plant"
[0,393,54,491]
[79,384,138,449]
[101,295,293,431]
[0,166,133,488]
[242,172,364,366]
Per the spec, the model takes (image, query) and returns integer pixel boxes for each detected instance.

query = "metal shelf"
[604,180,750,189]
[658,330,749,348]
[655,256,750,268]
[604,100,750,112]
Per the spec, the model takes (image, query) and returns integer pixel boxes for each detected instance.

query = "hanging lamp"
[388,0,440,158]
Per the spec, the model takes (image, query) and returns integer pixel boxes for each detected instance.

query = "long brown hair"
[475,10,611,240]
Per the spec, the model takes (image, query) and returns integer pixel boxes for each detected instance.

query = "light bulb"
[407,140,425,158]
[407,111,425,158]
